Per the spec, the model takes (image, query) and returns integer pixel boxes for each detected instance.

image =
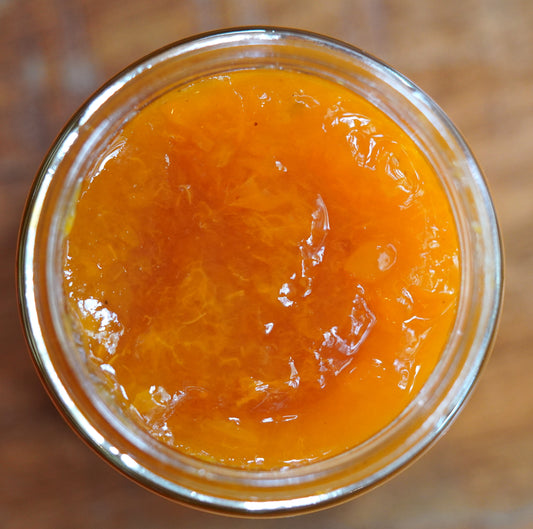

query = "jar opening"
[18,28,502,515]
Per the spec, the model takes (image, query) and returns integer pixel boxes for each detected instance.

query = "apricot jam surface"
[63,69,460,469]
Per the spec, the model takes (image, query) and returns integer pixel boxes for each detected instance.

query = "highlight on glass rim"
[17,27,502,515]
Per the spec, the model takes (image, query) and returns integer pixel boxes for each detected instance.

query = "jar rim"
[17,27,503,515]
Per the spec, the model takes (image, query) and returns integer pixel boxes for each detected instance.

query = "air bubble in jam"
[63,69,460,469]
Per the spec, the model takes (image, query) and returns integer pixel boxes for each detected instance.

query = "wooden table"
[1,1,532,527]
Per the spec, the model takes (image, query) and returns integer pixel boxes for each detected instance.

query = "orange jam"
[63,69,460,469]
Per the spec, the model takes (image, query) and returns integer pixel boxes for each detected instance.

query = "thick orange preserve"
[63,69,459,469]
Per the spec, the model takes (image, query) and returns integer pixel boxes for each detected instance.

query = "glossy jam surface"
[63,70,460,469]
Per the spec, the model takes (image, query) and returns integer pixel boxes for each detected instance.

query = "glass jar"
[17,28,502,516]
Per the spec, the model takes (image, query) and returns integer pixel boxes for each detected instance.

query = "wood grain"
[1,1,532,527]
